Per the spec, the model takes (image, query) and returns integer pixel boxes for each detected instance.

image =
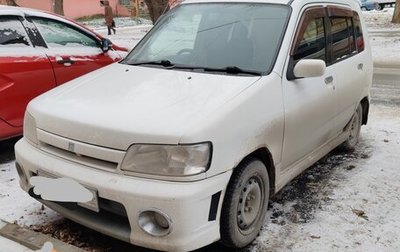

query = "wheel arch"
[239,147,276,197]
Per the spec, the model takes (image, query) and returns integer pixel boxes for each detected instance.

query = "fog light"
[15,163,28,185]
[138,209,172,237]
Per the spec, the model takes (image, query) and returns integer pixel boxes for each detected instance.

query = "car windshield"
[122,3,290,74]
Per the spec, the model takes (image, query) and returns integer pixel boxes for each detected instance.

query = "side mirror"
[293,59,326,78]
[101,38,112,53]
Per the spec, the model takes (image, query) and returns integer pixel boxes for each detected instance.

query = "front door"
[31,17,117,84]
[281,6,337,169]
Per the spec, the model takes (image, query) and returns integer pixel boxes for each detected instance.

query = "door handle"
[55,56,75,66]
[357,63,363,70]
[325,76,334,84]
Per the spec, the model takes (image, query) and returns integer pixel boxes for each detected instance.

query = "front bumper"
[15,138,232,251]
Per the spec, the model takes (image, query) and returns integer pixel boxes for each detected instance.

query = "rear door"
[0,16,56,128]
[30,17,117,84]
[326,7,368,130]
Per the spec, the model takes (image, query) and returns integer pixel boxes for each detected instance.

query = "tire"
[341,103,363,151]
[361,6,367,11]
[220,158,270,249]
[379,4,385,10]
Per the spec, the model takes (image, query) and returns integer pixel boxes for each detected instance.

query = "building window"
[119,0,131,6]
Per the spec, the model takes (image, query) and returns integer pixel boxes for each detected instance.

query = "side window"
[0,17,31,47]
[353,12,364,53]
[292,11,326,62]
[293,18,326,61]
[32,18,98,48]
[330,17,352,61]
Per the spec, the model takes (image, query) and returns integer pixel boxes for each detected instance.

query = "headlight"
[121,143,212,177]
[23,112,38,145]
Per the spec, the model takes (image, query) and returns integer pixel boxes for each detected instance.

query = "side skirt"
[275,129,350,193]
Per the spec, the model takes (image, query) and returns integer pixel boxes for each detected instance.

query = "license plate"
[37,170,99,212]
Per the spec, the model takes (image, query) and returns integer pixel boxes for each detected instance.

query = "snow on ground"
[94,24,152,50]
[363,8,400,65]
[253,105,400,252]
[0,10,399,251]
[363,8,400,30]
[1,104,398,251]
[85,17,153,50]
[0,161,61,227]
[80,17,152,29]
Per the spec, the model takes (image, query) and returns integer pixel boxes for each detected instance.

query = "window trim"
[326,5,353,18]
[287,6,326,80]
[290,6,326,56]
[352,11,365,53]
[287,5,364,80]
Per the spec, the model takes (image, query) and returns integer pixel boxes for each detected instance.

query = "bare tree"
[5,0,18,6]
[53,0,64,16]
[144,0,169,24]
[393,0,400,23]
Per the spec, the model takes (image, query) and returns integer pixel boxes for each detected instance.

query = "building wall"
[1,0,181,19]
[14,0,130,19]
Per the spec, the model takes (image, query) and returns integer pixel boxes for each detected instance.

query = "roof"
[0,5,62,20]
[0,5,100,39]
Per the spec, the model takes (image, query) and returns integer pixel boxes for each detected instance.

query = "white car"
[15,0,372,251]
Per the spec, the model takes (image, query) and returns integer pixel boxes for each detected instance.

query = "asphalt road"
[372,67,400,106]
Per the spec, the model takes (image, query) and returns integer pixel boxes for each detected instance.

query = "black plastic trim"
[208,191,221,221]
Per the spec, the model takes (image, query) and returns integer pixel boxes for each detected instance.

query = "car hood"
[29,63,260,150]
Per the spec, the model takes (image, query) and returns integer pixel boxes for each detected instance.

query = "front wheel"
[220,158,270,249]
[342,103,363,150]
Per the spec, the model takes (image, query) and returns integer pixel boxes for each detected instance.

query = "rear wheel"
[361,6,367,11]
[220,158,269,248]
[342,103,363,150]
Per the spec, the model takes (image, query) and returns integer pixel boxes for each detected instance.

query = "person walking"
[103,0,116,35]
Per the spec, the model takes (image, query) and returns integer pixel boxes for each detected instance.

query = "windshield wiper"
[200,66,262,76]
[128,60,174,68]
[126,61,261,76]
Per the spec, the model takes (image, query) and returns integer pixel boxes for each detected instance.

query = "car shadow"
[0,137,21,164]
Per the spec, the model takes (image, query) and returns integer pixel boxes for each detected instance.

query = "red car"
[0,6,128,140]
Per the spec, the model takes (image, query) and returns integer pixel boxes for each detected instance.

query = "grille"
[37,129,125,171]
[40,142,119,170]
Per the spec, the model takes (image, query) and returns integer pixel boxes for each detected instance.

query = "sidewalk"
[0,220,83,252]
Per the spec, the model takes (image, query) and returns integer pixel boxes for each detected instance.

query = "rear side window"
[330,17,352,61]
[353,12,364,53]
[0,17,31,47]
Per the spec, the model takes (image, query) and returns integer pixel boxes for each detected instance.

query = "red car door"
[0,16,56,139]
[31,17,120,84]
